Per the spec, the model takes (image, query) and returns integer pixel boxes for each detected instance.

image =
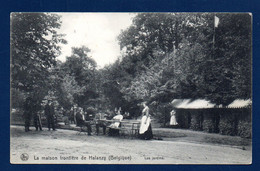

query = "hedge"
[176,109,191,129]
[202,110,220,133]
[190,111,203,131]
[237,108,252,138]
[219,111,238,136]
[179,108,251,138]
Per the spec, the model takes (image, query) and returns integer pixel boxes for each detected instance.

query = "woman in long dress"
[139,102,153,140]
[170,109,178,127]
[108,107,123,136]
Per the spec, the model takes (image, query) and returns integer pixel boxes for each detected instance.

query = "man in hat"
[45,100,55,131]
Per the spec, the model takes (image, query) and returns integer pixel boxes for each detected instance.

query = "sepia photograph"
[10,12,252,164]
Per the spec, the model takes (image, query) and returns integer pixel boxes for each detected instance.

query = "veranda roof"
[171,98,252,109]
[227,99,252,108]
[171,99,215,109]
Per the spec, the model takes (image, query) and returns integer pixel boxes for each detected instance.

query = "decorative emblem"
[20,153,29,161]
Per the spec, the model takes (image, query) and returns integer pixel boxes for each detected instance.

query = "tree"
[118,13,211,74]
[99,60,129,110]
[60,46,98,108]
[117,13,211,100]
[11,12,66,110]
[204,13,252,105]
[115,13,251,116]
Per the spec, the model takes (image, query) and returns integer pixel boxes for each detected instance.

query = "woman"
[139,102,153,140]
[108,108,123,136]
[170,109,178,127]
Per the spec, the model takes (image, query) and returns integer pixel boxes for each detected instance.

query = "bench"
[106,120,140,138]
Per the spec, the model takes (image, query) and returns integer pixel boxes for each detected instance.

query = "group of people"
[94,104,154,140]
[23,98,171,141]
[24,99,56,132]
[69,105,124,136]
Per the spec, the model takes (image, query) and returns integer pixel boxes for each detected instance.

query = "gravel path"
[10,125,251,164]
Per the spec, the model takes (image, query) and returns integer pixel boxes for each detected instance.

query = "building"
[171,99,252,138]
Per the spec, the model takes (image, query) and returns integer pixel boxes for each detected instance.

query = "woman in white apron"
[139,102,153,140]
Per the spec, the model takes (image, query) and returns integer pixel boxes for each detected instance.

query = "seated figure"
[95,113,108,135]
[109,114,123,128]
[76,109,92,136]
[108,114,123,136]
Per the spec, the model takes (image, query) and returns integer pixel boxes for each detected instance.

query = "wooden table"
[98,119,114,123]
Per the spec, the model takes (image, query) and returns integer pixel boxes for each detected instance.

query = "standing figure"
[117,107,121,115]
[69,105,75,124]
[23,97,33,132]
[139,102,153,140]
[170,109,178,127]
[33,112,42,131]
[76,107,84,126]
[114,107,118,117]
[73,104,78,125]
[45,100,55,131]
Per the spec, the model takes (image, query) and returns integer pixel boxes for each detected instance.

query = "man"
[94,113,107,135]
[32,101,42,131]
[70,104,78,125]
[33,112,42,131]
[23,97,33,132]
[45,100,55,131]
[76,108,92,136]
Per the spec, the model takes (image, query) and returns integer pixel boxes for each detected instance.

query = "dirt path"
[10,126,251,164]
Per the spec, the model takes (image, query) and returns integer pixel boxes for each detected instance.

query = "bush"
[202,109,220,133]
[237,120,251,138]
[190,112,203,131]
[86,107,97,115]
[176,110,191,129]
[219,108,251,137]
[219,109,239,136]
[203,118,214,133]
[10,109,24,125]
[153,103,172,127]
[237,108,251,138]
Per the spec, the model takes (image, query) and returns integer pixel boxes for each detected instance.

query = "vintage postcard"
[10,12,252,164]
